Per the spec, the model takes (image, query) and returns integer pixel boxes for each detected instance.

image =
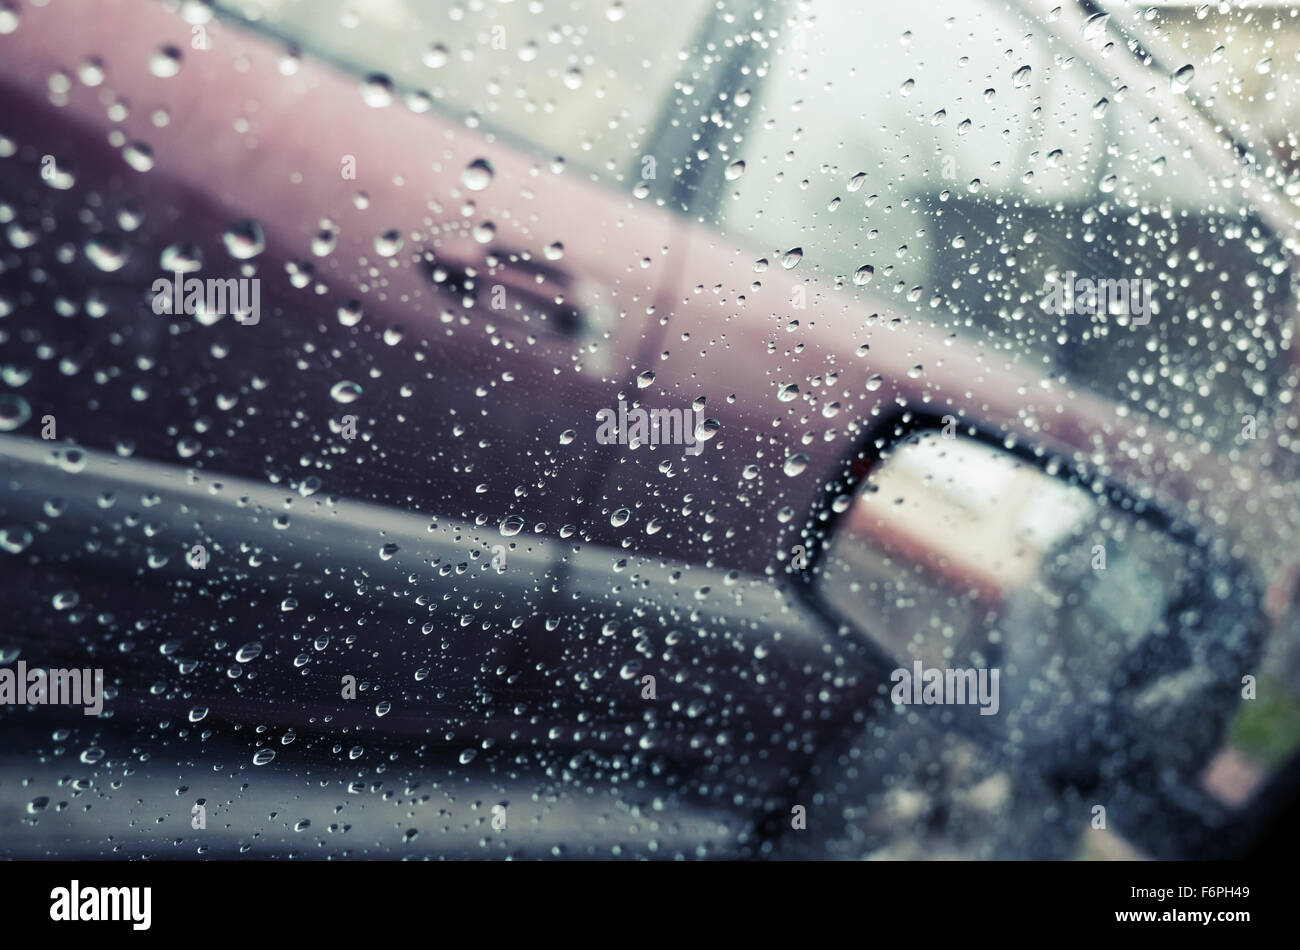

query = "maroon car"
[0,0,1297,860]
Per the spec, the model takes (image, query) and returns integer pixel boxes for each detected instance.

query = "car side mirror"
[809,424,1262,786]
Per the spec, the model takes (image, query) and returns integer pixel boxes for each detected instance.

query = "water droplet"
[253,749,276,765]
[462,158,494,191]
[781,247,803,269]
[235,641,263,663]
[1082,12,1109,40]
[725,160,745,181]
[853,264,874,286]
[0,393,32,431]
[330,380,362,404]
[6,223,36,249]
[52,590,80,610]
[277,47,301,76]
[222,220,265,260]
[149,46,182,78]
[337,301,363,327]
[360,73,393,107]
[1171,64,1195,94]
[85,236,128,272]
[312,226,338,257]
[117,204,145,231]
[0,524,33,553]
[694,418,721,442]
[374,230,403,257]
[161,243,202,272]
[422,44,449,69]
[41,157,76,190]
[57,448,87,473]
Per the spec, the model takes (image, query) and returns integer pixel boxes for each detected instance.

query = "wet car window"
[220,0,717,182]
[0,0,1298,869]
[708,0,1291,448]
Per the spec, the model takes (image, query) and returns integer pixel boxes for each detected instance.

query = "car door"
[0,0,845,858]
[4,0,701,522]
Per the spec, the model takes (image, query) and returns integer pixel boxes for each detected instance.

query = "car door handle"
[425,246,583,335]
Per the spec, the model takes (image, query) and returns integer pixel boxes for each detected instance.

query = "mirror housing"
[803,420,1264,789]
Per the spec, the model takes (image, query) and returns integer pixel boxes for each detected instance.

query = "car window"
[1100,0,1300,169]
[705,0,1292,450]
[218,0,718,184]
[1,0,1298,869]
